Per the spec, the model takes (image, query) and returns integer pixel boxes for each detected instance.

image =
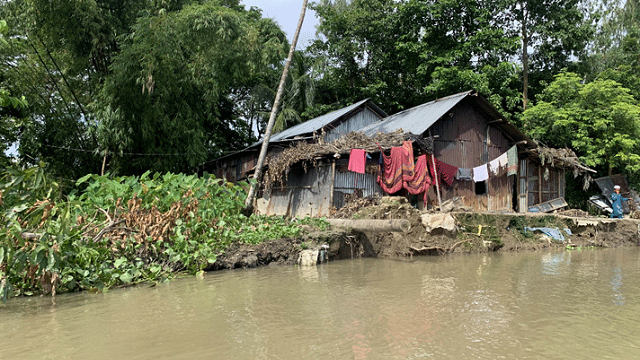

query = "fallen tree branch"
[92,219,126,243]
[449,239,472,253]
[410,245,446,254]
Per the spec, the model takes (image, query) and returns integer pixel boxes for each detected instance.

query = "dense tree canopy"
[0,0,638,184]
[97,1,288,174]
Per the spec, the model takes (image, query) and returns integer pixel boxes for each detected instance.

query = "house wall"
[424,99,514,211]
[523,159,565,208]
[325,107,384,142]
[211,106,382,184]
[265,164,334,217]
[332,159,383,209]
[265,159,383,217]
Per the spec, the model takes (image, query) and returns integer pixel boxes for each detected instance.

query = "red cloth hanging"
[426,157,458,187]
[401,141,415,181]
[378,147,404,194]
[348,149,366,174]
[438,161,458,186]
[404,155,431,202]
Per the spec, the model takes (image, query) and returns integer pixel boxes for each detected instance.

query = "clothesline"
[346,143,520,200]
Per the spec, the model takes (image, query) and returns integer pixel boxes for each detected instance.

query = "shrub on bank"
[0,165,326,300]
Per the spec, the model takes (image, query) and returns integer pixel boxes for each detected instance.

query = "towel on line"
[348,149,366,174]
[507,145,518,176]
[378,147,404,194]
[404,155,431,202]
[401,141,415,181]
[473,164,489,182]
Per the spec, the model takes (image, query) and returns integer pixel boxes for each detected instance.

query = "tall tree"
[245,0,309,212]
[0,19,28,169]
[98,1,288,174]
[309,0,524,116]
[506,0,593,109]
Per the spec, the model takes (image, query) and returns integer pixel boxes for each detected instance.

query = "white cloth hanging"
[489,158,501,175]
[473,164,489,182]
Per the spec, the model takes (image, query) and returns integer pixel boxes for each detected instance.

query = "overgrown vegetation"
[455,213,504,251]
[0,165,327,300]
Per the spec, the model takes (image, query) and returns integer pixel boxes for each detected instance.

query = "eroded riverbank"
[213,197,640,270]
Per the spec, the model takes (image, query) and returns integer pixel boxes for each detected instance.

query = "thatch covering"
[533,147,595,174]
[530,146,595,189]
[264,130,406,187]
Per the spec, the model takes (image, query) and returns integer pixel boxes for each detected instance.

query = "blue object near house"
[524,227,571,242]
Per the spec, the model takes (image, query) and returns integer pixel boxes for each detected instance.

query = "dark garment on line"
[456,168,473,181]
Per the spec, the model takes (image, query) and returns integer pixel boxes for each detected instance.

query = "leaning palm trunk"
[244,0,308,212]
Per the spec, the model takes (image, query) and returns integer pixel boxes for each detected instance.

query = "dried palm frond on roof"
[264,130,406,188]
[530,146,596,189]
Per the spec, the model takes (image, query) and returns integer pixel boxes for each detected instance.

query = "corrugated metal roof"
[267,98,372,143]
[210,99,384,166]
[359,91,472,137]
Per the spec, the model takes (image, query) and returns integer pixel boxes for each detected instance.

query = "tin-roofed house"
[358,91,594,212]
[210,91,594,217]
[203,99,387,183]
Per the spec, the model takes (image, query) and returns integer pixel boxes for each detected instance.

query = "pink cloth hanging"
[348,149,366,174]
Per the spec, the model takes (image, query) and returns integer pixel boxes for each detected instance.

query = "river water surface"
[2,248,640,359]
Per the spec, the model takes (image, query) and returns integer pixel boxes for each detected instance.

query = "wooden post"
[431,153,443,211]
[329,160,336,208]
[244,0,308,213]
[538,164,543,204]
[428,130,443,211]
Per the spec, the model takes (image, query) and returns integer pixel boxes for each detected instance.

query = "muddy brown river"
[2,247,640,359]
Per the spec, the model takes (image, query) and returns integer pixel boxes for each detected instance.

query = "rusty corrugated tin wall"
[265,164,333,218]
[333,159,383,208]
[426,99,513,211]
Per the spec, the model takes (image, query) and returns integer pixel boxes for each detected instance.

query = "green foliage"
[523,71,640,175]
[0,19,28,169]
[309,0,528,116]
[0,1,288,178]
[97,1,288,174]
[0,165,328,300]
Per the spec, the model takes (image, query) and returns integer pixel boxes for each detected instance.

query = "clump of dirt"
[556,209,590,218]
[209,228,359,270]
[331,195,381,219]
[630,210,640,219]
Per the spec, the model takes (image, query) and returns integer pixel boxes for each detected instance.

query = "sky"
[239,0,320,48]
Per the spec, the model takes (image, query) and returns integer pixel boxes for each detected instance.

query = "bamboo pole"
[428,130,443,211]
[329,160,336,208]
[244,0,308,213]
[101,148,108,176]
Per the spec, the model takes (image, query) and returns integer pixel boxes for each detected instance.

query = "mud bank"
[210,198,640,270]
